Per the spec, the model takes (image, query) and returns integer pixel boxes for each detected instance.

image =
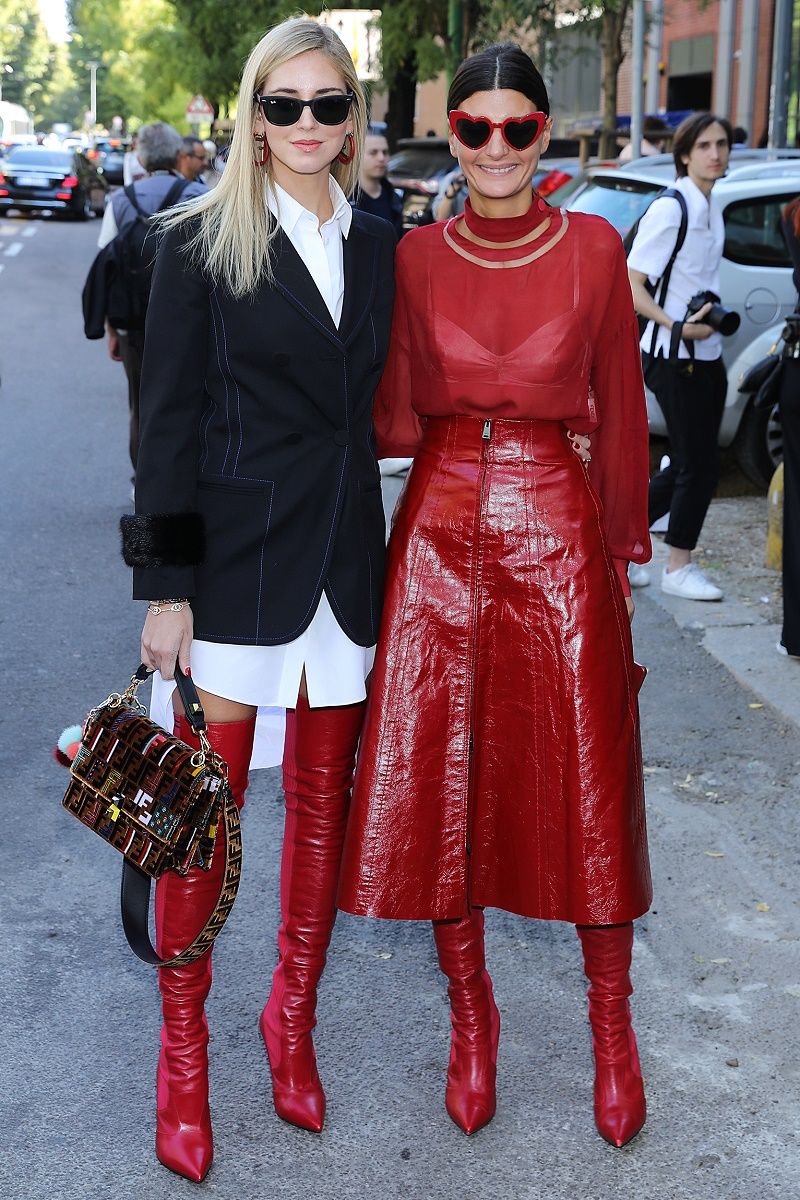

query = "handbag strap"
[120,776,242,967]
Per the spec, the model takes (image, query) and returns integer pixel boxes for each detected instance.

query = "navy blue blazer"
[122,209,396,646]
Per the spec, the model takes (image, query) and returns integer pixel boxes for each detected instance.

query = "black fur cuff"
[120,513,205,569]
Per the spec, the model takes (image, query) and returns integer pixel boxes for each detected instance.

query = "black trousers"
[643,353,728,551]
[780,359,800,654]
[118,329,145,473]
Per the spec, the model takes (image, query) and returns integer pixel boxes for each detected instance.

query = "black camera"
[685,290,740,336]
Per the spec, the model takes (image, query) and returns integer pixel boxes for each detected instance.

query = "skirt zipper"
[465,418,492,907]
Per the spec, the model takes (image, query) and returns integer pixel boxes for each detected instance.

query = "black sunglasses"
[253,92,354,127]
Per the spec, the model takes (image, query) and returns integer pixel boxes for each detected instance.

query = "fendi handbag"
[62,664,242,968]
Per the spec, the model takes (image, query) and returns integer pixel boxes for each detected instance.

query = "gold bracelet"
[148,599,190,615]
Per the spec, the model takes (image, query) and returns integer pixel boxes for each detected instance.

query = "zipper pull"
[482,419,492,441]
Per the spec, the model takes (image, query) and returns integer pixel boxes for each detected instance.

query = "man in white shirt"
[627,113,733,601]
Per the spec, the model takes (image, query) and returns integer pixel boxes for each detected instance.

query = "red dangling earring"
[254,134,270,167]
[337,133,355,164]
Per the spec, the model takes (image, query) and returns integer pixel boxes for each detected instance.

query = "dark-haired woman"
[779,196,800,659]
[120,18,395,1181]
[339,42,653,1148]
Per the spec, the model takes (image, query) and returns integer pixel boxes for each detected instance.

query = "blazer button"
[333,430,350,446]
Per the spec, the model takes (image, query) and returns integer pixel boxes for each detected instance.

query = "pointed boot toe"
[594,1060,646,1147]
[260,1004,326,1133]
[156,1125,213,1183]
[445,1087,496,1135]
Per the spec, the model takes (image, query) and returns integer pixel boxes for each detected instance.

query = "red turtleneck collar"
[462,195,549,243]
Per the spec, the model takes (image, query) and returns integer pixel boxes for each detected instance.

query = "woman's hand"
[625,596,635,622]
[141,607,193,679]
[567,430,592,463]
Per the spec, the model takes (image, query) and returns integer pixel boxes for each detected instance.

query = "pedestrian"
[627,112,734,599]
[95,122,207,478]
[617,115,671,162]
[118,18,394,1183]
[779,195,800,658]
[432,164,467,220]
[122,132,147,184]
[352,124,404,238]
[177,134,210,183]
[339,42,653,1149]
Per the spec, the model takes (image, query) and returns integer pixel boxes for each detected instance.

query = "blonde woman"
[120,18,395,1182]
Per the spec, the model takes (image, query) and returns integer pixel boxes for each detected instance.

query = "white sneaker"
[628,563,651,588]
[661,563,723,601]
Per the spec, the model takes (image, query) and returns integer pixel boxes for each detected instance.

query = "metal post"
[447,0,463,83]
[88,61,100,125]
[769,0,793,147]
[630,0,646,158]
[0,64,13,105]
[714,0,737,118]
[645,0,664,114]
[735,0,759,142]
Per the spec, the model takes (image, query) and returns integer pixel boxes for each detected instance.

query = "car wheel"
[73,192,92,221]
[733,398,783,490]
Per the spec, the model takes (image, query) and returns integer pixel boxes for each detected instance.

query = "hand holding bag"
[61,664,242,967]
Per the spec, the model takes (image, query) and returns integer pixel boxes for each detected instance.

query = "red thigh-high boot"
[576,922,646,1148]
[154,714,255,1183]
[433,911,500,1135]
[260,694,364,1133]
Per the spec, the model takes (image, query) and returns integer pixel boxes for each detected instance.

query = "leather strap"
[120,776,242,967]
[648,189,689,357]
[119,663,242,967]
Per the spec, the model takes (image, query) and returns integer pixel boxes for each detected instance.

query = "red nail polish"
[185,667,191,676]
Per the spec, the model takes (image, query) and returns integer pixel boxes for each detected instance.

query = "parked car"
[87,137,129,185]
[564,149,800,487]
[0,145,108,219]
[387,137,457,228]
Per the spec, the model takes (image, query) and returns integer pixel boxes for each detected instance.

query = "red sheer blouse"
[375,201,652,591]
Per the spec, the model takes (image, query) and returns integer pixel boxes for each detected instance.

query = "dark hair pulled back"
[447,43,550,116]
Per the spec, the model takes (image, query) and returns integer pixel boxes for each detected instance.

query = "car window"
[388,148,456,179]
[566,176,662,236]
[6,149,72,168]
[723,194,797,268]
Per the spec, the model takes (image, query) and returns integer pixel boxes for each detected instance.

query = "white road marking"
[0,263,5,273]
[4,242,23,256]
[22,226,37,238]
[0,226,14,236]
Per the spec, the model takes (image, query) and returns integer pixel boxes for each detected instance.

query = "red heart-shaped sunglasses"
[448,110,548,152]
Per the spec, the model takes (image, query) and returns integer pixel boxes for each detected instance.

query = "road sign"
[186,95,214,119]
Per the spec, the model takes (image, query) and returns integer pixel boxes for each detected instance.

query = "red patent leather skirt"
[338,415,652,924]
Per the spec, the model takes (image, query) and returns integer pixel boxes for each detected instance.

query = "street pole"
[645,0,664,115]
[768,0,793,147]
[735,0,759,143]
[630,0,645,158]
[447,0,463,84]
[0,64,13,105]
[713,0,737,119]
[88,61,100,126]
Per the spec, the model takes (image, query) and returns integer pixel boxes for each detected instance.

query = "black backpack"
[105,177,190,331]
[623,187,688,354]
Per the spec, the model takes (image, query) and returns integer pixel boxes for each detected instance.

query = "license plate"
[16,174,47,187]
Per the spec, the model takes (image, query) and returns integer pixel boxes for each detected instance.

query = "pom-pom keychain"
[53,723,83,769]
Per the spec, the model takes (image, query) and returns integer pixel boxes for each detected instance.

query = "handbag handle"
[133,662,206,734]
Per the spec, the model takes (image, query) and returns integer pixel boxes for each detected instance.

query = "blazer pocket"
[198,477,274,496]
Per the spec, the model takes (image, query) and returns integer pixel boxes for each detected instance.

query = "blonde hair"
[162,17,367,297]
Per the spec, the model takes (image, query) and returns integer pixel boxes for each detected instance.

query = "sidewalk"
[637,495,800,729]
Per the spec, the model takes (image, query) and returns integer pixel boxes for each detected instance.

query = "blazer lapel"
[339,218,379,348]
[270,229,342,349]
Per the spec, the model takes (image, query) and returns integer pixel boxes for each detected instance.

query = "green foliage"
[0,0,56,119]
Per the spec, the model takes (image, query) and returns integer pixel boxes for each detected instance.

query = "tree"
[0,1,56,120]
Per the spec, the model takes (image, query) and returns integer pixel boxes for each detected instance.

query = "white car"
[564,149,800,487]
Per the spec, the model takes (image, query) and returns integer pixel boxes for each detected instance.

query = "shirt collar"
[268,175,352,239]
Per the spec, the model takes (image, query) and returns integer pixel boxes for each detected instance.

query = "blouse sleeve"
[588,238,652,597]
[373,238,425,458]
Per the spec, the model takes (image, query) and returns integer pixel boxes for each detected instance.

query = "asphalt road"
[1,211,798,1200]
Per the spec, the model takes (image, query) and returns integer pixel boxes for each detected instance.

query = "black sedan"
[0,146,108,219]
[87,138,128,185]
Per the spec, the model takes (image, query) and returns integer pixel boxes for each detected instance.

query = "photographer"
[627,113,734,601]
